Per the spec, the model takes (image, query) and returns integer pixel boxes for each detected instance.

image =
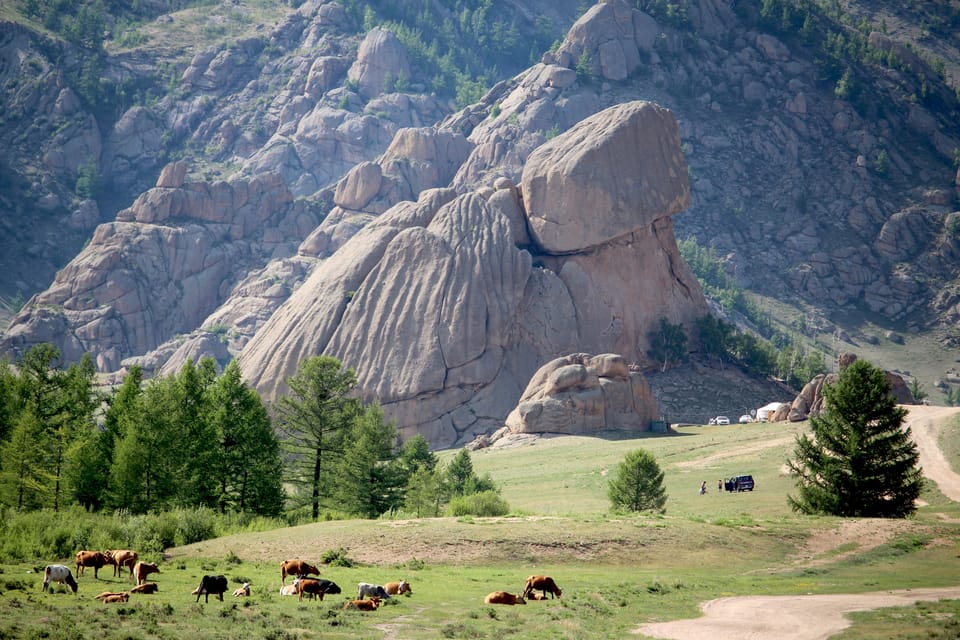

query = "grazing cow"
[357,582,391,600]
[107,550,138,578]
[484,591,526,605]
[295,578,341,602]
[522,575,562,600]
[75,550,111,578]
[280,559,319,585]
[102,593,129,603]
[343,597,381,611]
[133,561,160,585]
[42,564,78,593]
[384,580,412,596]
[193,575,228,602]
[233,582,251,597]
[131,582,159,595]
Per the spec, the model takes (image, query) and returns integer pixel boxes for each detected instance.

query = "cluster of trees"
[340,0,558,104]
[0,346,503,521]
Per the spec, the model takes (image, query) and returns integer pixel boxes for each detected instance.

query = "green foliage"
[320,546,354,567]
[74,162,99,199]
[873,149,889,175]
[787,359,922,517]
[575,50,594,83]
[607,449,667,513]
[646,317,688,372]
[275,356,359,521]
[448,490,510,517]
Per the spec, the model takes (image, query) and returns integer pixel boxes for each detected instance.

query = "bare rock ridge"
[2,167,320,371]
[239,100,707,446]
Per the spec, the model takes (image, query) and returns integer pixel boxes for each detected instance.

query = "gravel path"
[635,405,960,640]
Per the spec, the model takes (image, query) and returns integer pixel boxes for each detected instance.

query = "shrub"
[447,491,510,517]
[321,547,354,567]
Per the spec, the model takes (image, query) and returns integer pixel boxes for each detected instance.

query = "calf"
[280,559,319,585]
[343,597,381,611]
[101,593,129,603]
[522,575,562,599]
[108,549,138,579]
[384,580,412,596]
[193,575,228,602]
[233,582,251,597]
[42,564,78,593]
[357,582,391,600]
[295,578,341,602]
[133,561,160,586]
[131,582,159,595]
[279,578,300,596]
[484,591,526,605]
[75,550,110,578]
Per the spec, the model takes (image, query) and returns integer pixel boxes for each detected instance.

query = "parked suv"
[729,474,754,492]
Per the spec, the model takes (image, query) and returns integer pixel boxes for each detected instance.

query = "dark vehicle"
[724,475,755,492]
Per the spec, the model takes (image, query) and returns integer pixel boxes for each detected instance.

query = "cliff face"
[2,0,960,441]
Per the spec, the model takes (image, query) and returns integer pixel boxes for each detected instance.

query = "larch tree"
[787,358,922,518]
[275,355,359,521]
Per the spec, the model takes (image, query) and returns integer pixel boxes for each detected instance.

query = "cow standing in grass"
[42,565,78,593]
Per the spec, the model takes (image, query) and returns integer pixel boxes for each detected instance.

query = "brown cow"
[522,575,562,599]
[233,582,251,597]
[280,559,319,585]
[384,580,412,595]
[102,593,129,603]
[133,561,160,585]
[93,591,127,601]
[75,550,110,578]
[484,591,526,605]
[107,550,138,578]
[296,578,340,602]
[131,582,159,594]
[343,597,381,611]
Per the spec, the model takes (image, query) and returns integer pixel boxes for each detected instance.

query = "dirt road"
[636,405,960,640]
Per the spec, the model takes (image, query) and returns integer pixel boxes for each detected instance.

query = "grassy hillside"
[4,417,960,639]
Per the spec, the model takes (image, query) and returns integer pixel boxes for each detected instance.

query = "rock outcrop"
[239,100,707,446]
[504,353,659,435]
[787,352,915,421]
[1,168,321,371]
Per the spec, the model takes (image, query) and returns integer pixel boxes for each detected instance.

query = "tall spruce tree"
[787,359,921,518]
[607,449,667,513]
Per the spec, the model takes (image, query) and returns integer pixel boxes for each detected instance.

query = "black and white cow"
[43,564,78,593]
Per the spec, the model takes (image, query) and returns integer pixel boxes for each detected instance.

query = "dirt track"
[636,405,960,640]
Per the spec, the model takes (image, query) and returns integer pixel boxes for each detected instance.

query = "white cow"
[279,577,301,596]
[357,582,391,600]
[43,564,78,593]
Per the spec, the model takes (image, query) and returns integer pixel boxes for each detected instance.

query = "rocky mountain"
[2,0,959,443]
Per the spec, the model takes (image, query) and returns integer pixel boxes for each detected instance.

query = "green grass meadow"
[3,420,960,639]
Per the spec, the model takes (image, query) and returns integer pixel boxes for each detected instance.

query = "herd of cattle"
[40,551,562,609]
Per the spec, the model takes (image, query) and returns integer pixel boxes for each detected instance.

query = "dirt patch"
[782,518,914,569]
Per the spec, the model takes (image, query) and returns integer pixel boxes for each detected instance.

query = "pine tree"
[608,449,667,513]
[787,359,921,518]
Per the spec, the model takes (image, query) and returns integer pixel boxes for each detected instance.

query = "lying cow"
[42,565,78,593]
[133,561,160,585]
[94,591,128,600]
[280,559,319,585]
[193,575,228,602]
[384,580,412,596]
[75,550,110,578]
[101,593,129,603]
[522,575,562,599]
[296,579,341,602]
[484,591,526,605]
[279,578,301,596]
[233,582,251,597]
[131,582,159,595]
[107,549,138,579]
[357,582,391,600]
[343,597,381,611]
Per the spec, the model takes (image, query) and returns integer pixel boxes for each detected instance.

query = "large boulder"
[505,353,659,435]
[521,101,690,254]
[347,28,412,100]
